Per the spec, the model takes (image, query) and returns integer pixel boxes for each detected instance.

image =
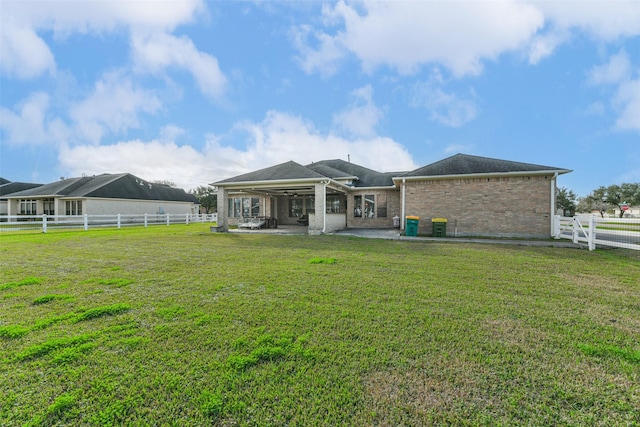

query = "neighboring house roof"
[402,153,571,178]
[0,178,10,185]
[5,173,198,203]
[0,181,44,198]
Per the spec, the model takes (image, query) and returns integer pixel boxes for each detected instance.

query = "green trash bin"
[432,218,447,237]
[405,216,419,237]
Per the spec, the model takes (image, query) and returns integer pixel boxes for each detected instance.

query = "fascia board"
[213,178,326,189]
[392,169,572,183]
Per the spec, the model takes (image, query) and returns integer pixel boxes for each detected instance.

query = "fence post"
[117,213,121,229]
[186,213,189,225]
[167,214,170,226]
[572,217,579,244]
[84,214,89,231]
[588,216,596,251]
[43,214,47,233]
[144,213,148,227]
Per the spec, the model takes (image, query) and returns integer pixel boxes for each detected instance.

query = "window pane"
[242,198,250,217]
[228,199,233,217]
[354,195,362,217]
[305,196,315,214]
[364,195,375,218]
[234,198,241,217]
[289,198,303,217]
[251,198,260,216]
[377,193,387,218]
[77,201,82,216]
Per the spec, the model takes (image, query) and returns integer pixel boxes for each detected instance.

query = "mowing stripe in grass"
[33,294,74,305]
[578,343,640,364]
[0,277,42,291]
[16,334,92,361]
[72,303,131,323]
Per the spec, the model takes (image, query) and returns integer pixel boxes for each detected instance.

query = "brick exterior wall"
[404,175,554,238]
[346,189,401,229]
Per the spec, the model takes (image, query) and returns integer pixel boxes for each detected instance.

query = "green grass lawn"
[1,225,639,426]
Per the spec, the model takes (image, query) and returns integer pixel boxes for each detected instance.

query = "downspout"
[401,178,406,231]
[550,172,558,236]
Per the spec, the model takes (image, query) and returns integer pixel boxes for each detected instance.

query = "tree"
[556,186,577,214]
[581,183,640,217]
[610,183,640,217]
[191,186,217,213]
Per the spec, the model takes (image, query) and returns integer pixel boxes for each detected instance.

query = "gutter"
[393,169,572,183]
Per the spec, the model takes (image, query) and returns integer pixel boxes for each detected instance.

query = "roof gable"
[403,153,569,178]
[214,161,326,184]
[307,159,398,187]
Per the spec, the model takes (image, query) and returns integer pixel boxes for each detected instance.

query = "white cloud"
[69,71,162,143]
[59,110,418,190]
[295,0,544,77]
[614,78,640,132]
[588,50,640,133]
[59,140,208,191]
[0,0,215,93]
[588,50,632,85]
[535,1,640,41]
[0,21,56,79]
[410,76,479,128]
[332,85,384,137]
[293,1,640,77]
[131,32,227,100]
[0,92,69,146]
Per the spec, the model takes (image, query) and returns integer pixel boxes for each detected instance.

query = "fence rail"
[0,213,218,234]
[553,215,640,251]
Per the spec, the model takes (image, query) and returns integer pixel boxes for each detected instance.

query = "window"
[228,197,260,217]
[289,198,303,217]
[377,194,387,218]
[354,195,362,217]
[326,195,345,213]
[43,198,55,216]
[65,200,82,216]
[364,194,375,218]
[19,199,37,215]
[305,196,315,214]
[354,194,377,218]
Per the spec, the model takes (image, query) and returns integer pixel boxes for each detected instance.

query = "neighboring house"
[213,153,572,238]
[4,173,199,216]
[0,179,44,215]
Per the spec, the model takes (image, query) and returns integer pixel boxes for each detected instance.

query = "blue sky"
[1,1,639,197]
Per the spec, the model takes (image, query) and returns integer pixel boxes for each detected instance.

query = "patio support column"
[217,187,229,231]
[308,182,326,235]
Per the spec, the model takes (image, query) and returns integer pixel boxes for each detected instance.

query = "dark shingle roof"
[214,161,327,184]
[0,181,44,197]
[5,174,197,203]
[306,159,397,187]
[402,153,570,177]
[0,178,10,185]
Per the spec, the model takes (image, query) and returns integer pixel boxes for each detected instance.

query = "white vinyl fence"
[0,213,217,234]
[553,215,640,251]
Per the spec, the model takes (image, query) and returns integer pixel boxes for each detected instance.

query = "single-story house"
[0,179,44,215]
[3,173,199,216]
[212,153,572,238]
